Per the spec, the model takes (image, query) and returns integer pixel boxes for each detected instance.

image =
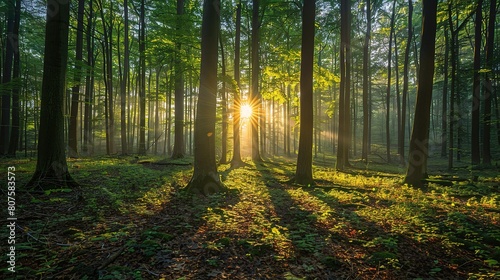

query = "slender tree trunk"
[68,0,85,157]
[231,0,244,167]
[83,0,94,154]
[386,0,396,163]
[482,0,495,166]
[337,0,347,170]
[448,4,456,169]
[219,32,228,164]
[441,26,448,158]
[448,6,474,167]
[495,89,500,146]
[0,0,15,155]
[7,0,21,156]
[395,35,402,163]
[471,0,482,166]
[27,0,77,189]
[251,0,262,162]
[172,0,185,158]
[336,0,351,170]
[362,0,371,163]
[404,0,437,189]
[138,0,146,155]
[186,0,226,195]
[99,0,115,155]
[295,0,315,185]
[402,0,413,162]
[154,67,162,155]
[120,0,129,155]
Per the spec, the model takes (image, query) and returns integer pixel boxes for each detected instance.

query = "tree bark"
[138,0,146,155]
[219,32,228,164]
[98,0,115,155]
[402,0,413,162]
[251,0,262,162]
[27,0,77,190]
[447,5,474,169]
[471,0,482,166]
[231,0,245,167]
[385,0,396,164]
[120,0,130,155]
[7,0,21,156]
[295,0,315,185]
[172,0,185,159]
[0,0,15,155]
[441,26,448,158]
[68,0,85,157]
[404,0,437,189]
[482,0,495,166]
[83,0,94,154]
[336,0,351,170]
[186,0,226,195]
[361,0,371,163]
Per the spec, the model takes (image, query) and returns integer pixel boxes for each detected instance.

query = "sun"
[240,104,253,119]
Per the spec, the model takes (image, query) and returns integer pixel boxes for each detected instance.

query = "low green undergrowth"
[0,155,498,279]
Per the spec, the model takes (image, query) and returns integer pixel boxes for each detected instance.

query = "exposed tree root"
[185,172,228,195]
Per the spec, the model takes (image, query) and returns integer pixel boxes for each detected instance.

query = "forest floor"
[1,155,499,279]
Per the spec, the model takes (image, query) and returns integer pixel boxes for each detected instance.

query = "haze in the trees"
[0,0,496,197]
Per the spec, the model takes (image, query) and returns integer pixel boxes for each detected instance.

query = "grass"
[1,155,499,279]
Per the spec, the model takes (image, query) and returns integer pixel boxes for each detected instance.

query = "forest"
[0,0,499,278]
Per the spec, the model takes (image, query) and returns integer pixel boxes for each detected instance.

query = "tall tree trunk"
[295,0,315,185]
[447,5,474,168]
[447,4,456,169]
[336,0,351,170]
[138,0,146,155]
[395,35,402,163]
[186,0,226,195]
[482,0,495,166]
[120,0,129,155]
[154,68,162,154]
[68,0,85,157]
[83,0,94,154]
[166,67,173,155]
[99,0,115,155]
[404,0,437,189]
[361,0,371,163]
[251,0,262,162]
[0,0,15,155]
[441,26,448,158]
[402,0,413,162]
[471,0,482,166]
[7,0,21,156]
[172,0,185,158]
[219,32,228,164]
[231,0,244,167]
[27,0,77,189]
[495,89,500,146]
[386,0,396,163]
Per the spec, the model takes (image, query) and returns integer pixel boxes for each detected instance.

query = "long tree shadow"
[255,162,483,279]
[13,158,246,279]
[12,157,495,279]
[303,185,489,279]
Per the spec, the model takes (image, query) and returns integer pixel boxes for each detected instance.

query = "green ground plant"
[0,156,498,279]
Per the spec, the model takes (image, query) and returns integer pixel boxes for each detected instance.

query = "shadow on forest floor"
[0,155,498,279]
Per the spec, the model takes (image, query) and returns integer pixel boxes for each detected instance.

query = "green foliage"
[1,156,499,279]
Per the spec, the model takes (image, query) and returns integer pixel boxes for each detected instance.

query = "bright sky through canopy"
[241,104,253,119]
